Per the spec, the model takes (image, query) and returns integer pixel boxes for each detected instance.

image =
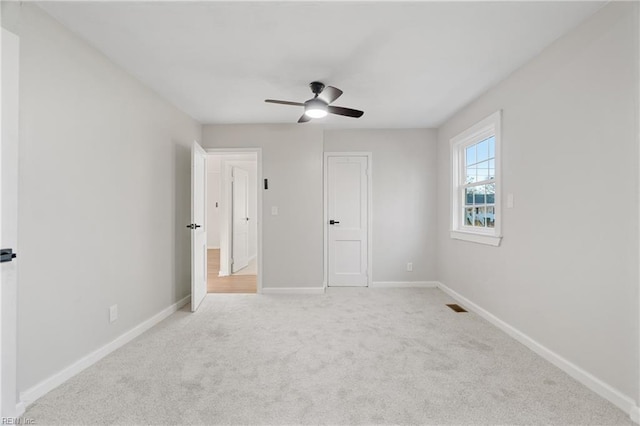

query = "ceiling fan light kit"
[265,81,364,123]
[304,98,328,118]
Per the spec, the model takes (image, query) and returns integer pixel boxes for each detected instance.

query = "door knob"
[329,220,340,225]
[0,248,16,263]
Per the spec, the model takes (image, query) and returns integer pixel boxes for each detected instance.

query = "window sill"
[450,230,502,247]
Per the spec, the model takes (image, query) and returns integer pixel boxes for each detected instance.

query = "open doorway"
[206,152,259,293]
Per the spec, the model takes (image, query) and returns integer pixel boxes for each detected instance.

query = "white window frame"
[450,110,502,246]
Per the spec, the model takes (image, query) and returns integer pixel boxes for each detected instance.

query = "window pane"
[477,138,489,162]
[488,136,495,158]
[488,159,495,180]
[465,188,474,205]
[486,206,495,228]
[465,165,476,184]
[476,160,489,182]
[475,206,487,227]
[475,186,485,204]
[466,145,476,165]
[465,207,474,226]
[485,183,495,204]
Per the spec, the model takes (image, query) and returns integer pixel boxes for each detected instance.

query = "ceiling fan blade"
[265,99,305,106]
[298,114,312,123]
[327,106,364,118]
[317,86,343,104]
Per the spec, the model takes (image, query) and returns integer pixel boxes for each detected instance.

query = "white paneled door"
[327,155,369,287]
[231,167,249,273]
[190,141,207,312]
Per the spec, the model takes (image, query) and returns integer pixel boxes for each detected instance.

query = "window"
[450,111,502,246]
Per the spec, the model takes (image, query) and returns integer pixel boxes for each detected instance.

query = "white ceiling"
[38,1,604,128]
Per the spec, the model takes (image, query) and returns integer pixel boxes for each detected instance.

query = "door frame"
[206,148,262,294]
[323,152,372,290]
[1,27,21,417]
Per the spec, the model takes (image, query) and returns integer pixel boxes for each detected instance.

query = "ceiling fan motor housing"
[310,81,325,95]
[305,97,328,108]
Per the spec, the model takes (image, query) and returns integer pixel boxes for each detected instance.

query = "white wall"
[202,125,323,288]
[436,2,638,408]
[324,129,437,283]
[206,155,221,249]
[2,3,202,392]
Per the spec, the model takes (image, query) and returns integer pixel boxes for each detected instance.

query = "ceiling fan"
[265,82,364,123]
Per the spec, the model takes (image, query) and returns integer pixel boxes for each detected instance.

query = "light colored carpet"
[24,288,632,425]
[232,256,257,276]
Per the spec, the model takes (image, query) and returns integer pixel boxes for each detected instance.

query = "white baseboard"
[19,295,190,408]
[207,246,220,250]
[261,287,325,295]
[371,281,438,288]
[436,281,638,422]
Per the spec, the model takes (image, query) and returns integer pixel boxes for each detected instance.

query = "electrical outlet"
[271,206,278,215]
[407,262,413,272]
[109,305,118,323]
[507,193,514,208]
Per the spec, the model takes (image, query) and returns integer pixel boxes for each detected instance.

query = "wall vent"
[446,304,467,313]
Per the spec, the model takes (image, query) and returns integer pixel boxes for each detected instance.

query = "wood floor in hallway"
[207,249,257,293]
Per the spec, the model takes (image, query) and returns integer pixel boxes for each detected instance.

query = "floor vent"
[446,304,467,313]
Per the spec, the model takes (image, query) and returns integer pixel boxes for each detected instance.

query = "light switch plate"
[507,193,514,208]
